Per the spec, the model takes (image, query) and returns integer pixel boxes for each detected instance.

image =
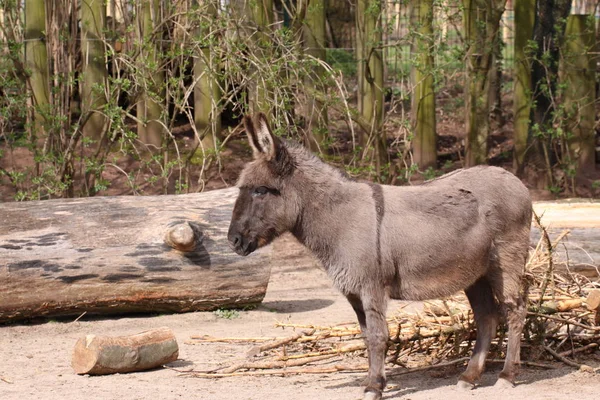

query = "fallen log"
[586,289,600,311]
[585,289,600,325]
[532,201,600,279]
[72,327,178,375]
[0,188,271,323]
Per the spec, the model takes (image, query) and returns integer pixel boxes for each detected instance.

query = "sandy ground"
[1,235,599,400]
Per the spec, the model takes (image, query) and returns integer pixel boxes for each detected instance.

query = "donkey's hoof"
[494,378,515,389]
[363,390,382,400]
[456,380,475,391]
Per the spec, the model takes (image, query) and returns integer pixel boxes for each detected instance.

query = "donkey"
[228,113,532,400]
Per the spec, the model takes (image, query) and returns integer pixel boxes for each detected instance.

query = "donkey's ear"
[244,113,278,161]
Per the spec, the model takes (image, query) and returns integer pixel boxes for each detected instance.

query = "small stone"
[579,364,594,373]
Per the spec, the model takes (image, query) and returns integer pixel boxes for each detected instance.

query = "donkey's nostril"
[229,232,242,248]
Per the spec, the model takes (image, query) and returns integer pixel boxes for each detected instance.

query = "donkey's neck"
[290,174,361,268]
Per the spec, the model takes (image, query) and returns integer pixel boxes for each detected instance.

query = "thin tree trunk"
[410,0,437,170]
[0,9,5,46]
[24,0,49,140]
[562,11,596,179]
[304,0,328,152]
[355,0,364,119]
[137,0,164,151]
[193,0,221,157]
[249,0,273,114]
[513,0,536,174]
[80,0,108,144]
[488,29,503,123]
[462,0,506,166]
[356,0,387,179]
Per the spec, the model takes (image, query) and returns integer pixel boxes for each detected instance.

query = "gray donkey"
[228,113,532,400]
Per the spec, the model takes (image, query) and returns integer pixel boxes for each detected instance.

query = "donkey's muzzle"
[228,231,257,256]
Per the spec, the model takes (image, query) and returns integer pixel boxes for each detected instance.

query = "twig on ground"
[543,345,585,368]
[247,329,315,357]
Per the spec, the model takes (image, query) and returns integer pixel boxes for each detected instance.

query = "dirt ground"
[1,235,599,400]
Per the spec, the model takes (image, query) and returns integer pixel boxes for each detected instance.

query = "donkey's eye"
[252,186,269,196]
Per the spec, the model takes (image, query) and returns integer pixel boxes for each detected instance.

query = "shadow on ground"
[260,298,335,313]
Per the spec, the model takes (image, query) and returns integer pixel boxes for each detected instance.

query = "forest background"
[1,0,599,202]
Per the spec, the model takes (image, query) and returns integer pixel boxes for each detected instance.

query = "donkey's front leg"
[360,290,389,400]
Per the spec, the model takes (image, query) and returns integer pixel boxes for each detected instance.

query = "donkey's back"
[379,166,532,301]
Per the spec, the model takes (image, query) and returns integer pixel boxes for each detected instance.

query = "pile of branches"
[181,222,600,379]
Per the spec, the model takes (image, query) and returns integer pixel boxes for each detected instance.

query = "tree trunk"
[193,0,221,158]
[80,0,108,144]
[356,0,387,179]
[24,0,49,139]
[513,0,536,173]
[72,327,178,375]
[0,188,271,323]
[487,29,503,123]
[561,12,596,179]
[304,0,328,152]
[525,0,572,189]
[249,0,273,114]
[410,0,437,170]
[136,0,164,151]
[462,0,506,166]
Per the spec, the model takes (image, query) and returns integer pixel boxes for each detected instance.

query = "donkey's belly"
[387,241,491,301]
[391,265,486,301]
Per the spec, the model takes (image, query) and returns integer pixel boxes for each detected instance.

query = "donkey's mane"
[283,139,350,183]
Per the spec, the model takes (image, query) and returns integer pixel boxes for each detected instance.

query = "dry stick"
[246,329,315,357]
[534,213,556,305]
[274,322,359,331]
[485,359,557,369]
[183,364,369,378]
[543,345,584,368]
[188,336,278,343]
[528,312,600,332]
[219,354,337,374]
[558,342,599,357]
[387,357,469,377]
[276,343,366,361]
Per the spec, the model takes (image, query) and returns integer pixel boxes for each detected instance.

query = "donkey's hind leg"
[488,239,529,387]
[457,276,499,389]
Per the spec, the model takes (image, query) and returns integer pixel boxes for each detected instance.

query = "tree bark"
[513,0,536,173]
[584,289,600,311]
[561,12,596,179]
[24,0,49,139]
[80,0,108,144]
[136,0,164,151]
[462,0,506,166]
[304,0,328,152]
[193,0,221,158]
[72,327,178,375]
[249,0,273,114]
[0,188,271,323]
[525,0,572,188]
[410,0,437,170]
[356,0,387,179]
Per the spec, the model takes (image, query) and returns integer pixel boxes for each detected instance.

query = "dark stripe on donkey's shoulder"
[368,183,384,267]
